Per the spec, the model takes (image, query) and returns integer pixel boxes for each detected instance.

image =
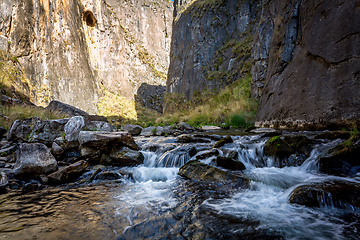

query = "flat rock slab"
[78,131,139,151]
[179,160,248,188]
[48,160,89,183]
[202,126,222,131]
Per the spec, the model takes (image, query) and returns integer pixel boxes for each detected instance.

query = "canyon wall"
[168,0,360,129]
[167,0,260,98]
[0,0,172,114]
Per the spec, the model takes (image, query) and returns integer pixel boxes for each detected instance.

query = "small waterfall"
[157,146,191,167]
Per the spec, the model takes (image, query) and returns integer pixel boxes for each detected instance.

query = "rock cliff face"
[0,0,172,114]
[168,0,360,129]
[167,0,260,98]
[255,0,360,129]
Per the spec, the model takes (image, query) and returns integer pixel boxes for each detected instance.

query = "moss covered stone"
[318,134,360,176]
[213,135,233,148]
[263,136,294,158]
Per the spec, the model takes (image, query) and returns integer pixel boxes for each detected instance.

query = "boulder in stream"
[47,160,89,183]
[13,143,58,178]
[289,180,360,209]
[94,171,121,180]
[121,124,143,136]
[213,135,233,148]
[109,146,144,166]
[176,134,211,143]
[64,116,85,144]
[215,156,245,171]
[263,136,294,158]
[179,160,248,187]
[78,131,139,151]
[314,131,351,140]
[318,134,360,176]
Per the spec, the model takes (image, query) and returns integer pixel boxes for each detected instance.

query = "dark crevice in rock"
[334,31,360,44]
[82,11,97,27]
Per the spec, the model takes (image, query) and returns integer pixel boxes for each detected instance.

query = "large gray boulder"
[45,100,89,117]
[140,126,156,137]
[121,124,143,136]
[64,116,85,143]
[7,117,40,142]
[28,119,69,145]
[13,143,58,178]
[78,131,139,151]
[109,146,144,166]
[0,172,8,191]
[83,121,115,132]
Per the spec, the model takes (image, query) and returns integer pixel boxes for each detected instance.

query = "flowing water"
[1,132,360,239]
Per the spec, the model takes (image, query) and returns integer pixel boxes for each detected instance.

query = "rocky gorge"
[0,100,359,238]
[0,0,359,239]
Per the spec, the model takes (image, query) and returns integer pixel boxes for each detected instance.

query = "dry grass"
[157,74,257,128]
[0,105,64,129]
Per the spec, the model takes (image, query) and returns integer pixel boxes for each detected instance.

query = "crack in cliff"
[306,51,359,66]
[334,31,360,44]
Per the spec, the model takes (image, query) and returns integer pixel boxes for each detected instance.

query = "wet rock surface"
[179,160,247,187]
[318,135,360,176]
[289,180,360,210]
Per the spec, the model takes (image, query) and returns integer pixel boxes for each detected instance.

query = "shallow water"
[1,133,360,239]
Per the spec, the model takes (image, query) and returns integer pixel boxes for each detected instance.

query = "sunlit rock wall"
[0,0,172,113]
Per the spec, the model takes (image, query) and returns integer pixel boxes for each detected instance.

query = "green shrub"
[230,114,246,128]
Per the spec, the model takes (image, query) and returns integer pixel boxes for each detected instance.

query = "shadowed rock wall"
[168,0,360,129]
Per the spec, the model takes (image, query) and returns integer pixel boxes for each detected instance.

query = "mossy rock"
[318,134,360,176]
[244,126,257,132]
[283,135,314,156]
[178,160,247,187]
[213,135,233,148]
[289,180,360,209]
[264,135,314,159]
[263,136,294,158]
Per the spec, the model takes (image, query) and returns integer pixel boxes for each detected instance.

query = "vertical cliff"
[255,0,360,129]
[0,0,172,114]
[168,0,360,129]
[167,0,261,98]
